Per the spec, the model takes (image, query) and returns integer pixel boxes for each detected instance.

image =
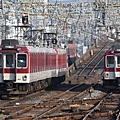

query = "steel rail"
[32,83,98,120]
[88,57,104,75]
[82,92,111,120]
[78,42,110,76]
[116,111,120,120]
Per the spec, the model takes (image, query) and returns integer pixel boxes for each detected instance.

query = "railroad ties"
[0,40,119,120]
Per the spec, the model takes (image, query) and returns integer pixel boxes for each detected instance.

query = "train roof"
[1,39,66,54]
[104,43,120,55]
[105,49,120,55]
[111,43,120,50]
[1,39,22,46]
[27,46,66,54]
[105,50,113,55]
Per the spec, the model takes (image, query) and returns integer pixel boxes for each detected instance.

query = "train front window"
[117,56,120,67]
[0,54,2,67]
[6,54,14,67]
[107,56,114,68]
[17,54,27,67]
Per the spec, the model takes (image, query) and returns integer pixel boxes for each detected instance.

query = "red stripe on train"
[104,68,114,72]
[0,68,29,73]
[105,67,120,72]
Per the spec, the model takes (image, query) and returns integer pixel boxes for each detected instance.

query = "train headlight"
[111,51,114,53]
[106,73,109,78]
[23,75,27,81]
[17,48,21,51]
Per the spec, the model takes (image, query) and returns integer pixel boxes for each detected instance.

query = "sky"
[48,0,94,3]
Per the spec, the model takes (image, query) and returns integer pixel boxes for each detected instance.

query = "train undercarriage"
[103,79,120,89]
[0,75,65,97]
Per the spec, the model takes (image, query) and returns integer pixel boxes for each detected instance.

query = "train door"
[0,54,3,82]
[3,53,16,81]
[115,55,120,78]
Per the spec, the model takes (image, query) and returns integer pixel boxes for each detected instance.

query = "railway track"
[0,40,119,120]
[0,82,100,120]
[74,41,114,77]
[82,92,120,120]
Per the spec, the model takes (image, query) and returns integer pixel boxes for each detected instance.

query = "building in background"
[67,40,77,66]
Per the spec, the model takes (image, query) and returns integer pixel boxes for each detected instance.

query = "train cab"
[103,47,120,87]
[0,39,29,91]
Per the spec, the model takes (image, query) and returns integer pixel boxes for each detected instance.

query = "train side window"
[17,54,27,67]
[107,56,114,67]
[0,54,2,67]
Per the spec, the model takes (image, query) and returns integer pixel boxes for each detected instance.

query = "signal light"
[52,38,57,44]
[22,16,28,24]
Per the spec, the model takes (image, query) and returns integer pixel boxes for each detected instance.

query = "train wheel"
[45,79,48,88]
[16,84,19,91]
[40,81,44,89]
[23,85,26,91]
[30,84,34,92]
[47,78,52,87]
[34,82,38,91]
[36,81,41,90]
[19,85,22,91]
[27,84,31,93]
[38,82,41,90]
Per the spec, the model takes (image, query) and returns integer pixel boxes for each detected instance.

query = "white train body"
[0,39,68,93]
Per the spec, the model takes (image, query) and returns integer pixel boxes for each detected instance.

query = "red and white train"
[103,44,120,89]
[0,39,68,94]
